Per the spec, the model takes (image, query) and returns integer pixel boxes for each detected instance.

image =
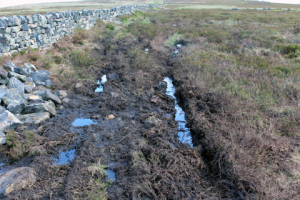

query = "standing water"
[106,162,116,182]
[72,118,96,126]
[164,77,193,147]
[54,149,76,165]
[95,75,107,92]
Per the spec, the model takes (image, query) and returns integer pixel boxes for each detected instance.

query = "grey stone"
[7,77,24,95]
[24,94,42,101]
[24,77,34,85]
[23,63,37,72]
[0,167,36,196]
[19,112,50,124]
[0,19,8,29]
[24,85,35,93]
[47,100,55,108]
[75,83,83,88]
[42,90,61,104]
[30,72,51,84]
[144,116,162,129]
[110,92,119,98]
[35,81,45,86]
[10,50,18,56]
[0,110,22,132]
[3,88,20,100]
[14,67,30,76]
[0,107,6,115]
[22,101,56,117]
[45,80,52,87]
[62,97,70,104]
[55,90,67,99]
[0,67,8,79]
[3,62,16,72]
[33,89,46,96]
[0,78,8,85]
[0,87,7,101]
[8,72,27,82]
[1,47,10,54]
[21,24,29,31]
[7,98,25,114]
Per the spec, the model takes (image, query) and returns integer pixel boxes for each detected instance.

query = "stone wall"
[0,4,160,56]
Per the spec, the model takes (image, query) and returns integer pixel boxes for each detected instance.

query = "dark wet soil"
[0,35,255,200]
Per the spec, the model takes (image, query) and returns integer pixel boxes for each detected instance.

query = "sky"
[0,0,82,8]
[0,0,299,8]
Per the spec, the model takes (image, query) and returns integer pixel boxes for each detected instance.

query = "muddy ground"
[0,32,256,200]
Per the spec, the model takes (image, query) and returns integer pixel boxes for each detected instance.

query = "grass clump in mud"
[6,130,46,160]
[87,160,110,200]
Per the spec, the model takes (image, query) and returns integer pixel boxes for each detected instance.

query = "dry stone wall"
[0,4,160,56]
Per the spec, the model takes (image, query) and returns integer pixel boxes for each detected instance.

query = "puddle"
[54,149,76,165]
[101,75,107,84]
[164,77,193,147]
[106,169,116,182]
[95,75,107,92]
[106,163,116,182]
[72,118,96,126]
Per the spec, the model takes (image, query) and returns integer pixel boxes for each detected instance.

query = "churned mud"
[0,27,256,200]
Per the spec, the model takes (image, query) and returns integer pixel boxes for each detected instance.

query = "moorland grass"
[2,8,300,199]
[113,9,300,199]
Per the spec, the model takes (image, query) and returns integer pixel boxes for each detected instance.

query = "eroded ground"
[1,8,300,200]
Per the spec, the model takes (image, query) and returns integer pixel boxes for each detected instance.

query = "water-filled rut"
[164,77,193,147]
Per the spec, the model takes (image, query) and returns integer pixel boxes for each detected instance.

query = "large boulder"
[22,101,56,117]
[3,62,16,72]
[13,67,30,77]
[7,78,24,95]
[2,88,22,103]
[0,110,22,132]
[19,112,50,124]
[8,72,27,82]
[42,90,61,104]
[30,72,51,84]
[0,167,36,196]
[24,77,36,93]
[7,98,25,114]
[23,63,37,72]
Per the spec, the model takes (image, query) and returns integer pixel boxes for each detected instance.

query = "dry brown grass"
[3,8,300,199]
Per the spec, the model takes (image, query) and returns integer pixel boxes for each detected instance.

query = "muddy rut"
[0,34,255,199]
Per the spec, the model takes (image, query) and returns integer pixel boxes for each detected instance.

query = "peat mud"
[0,35,255,200]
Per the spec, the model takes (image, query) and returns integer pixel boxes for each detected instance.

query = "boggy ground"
[1,43,231,199]
[1,8,300,200]
[0,25,250,200]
